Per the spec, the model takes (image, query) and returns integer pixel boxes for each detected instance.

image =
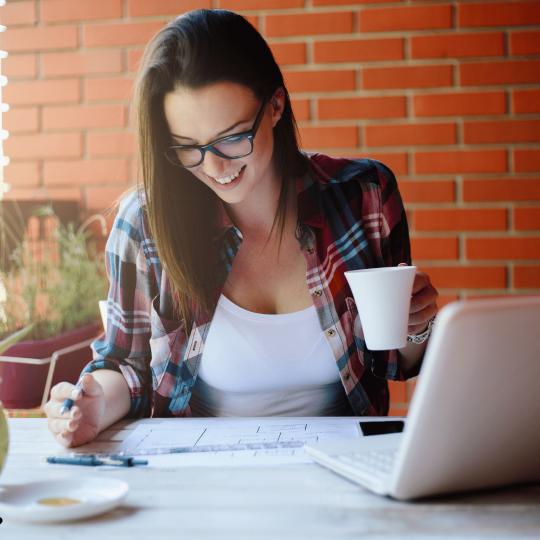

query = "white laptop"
[305,296,540,500]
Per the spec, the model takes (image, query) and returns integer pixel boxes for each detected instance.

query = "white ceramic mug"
[344,266,416,350]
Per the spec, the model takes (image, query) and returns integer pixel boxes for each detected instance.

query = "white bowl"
[0,476,129,523]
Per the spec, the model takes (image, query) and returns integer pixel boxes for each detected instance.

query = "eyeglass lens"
[171,135,253,168]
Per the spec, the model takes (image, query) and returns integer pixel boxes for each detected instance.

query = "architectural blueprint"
[114,417,364,467]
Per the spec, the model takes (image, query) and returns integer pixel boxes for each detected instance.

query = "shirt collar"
[295,166,326,229]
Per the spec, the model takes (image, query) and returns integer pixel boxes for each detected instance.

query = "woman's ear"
[270,87,285,128]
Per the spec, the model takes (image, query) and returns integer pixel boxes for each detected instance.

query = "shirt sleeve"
[82,191,156,418]
[367,160,420,381]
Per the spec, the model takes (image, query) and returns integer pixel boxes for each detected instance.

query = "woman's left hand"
[407,268,439,336]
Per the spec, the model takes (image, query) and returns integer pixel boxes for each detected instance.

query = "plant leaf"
[0,323,35,355]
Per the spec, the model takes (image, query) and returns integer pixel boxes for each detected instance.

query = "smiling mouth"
[210,165,246,185]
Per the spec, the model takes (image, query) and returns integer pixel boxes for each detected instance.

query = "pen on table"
[46,454,148,467]
[59,378,83,415]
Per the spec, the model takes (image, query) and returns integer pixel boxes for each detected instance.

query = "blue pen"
[47,455,102,466]
[46,454,148,467]
[59,378,83,415]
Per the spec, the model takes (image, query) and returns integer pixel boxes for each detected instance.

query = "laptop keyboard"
[334,448,398,480]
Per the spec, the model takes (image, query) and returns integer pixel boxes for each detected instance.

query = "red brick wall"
[1,1,539,413]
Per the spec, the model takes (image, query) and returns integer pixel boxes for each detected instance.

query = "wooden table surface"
[2,418,540,539]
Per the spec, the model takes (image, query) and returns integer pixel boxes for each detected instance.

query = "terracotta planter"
[0,323,101,409]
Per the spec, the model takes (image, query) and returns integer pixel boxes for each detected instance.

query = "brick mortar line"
[266,29,539,44]
[508,205,514,233]
[298,142,540,150]
[305,36,313,64]
[506,88,513,116]
[508,140,515,173]
[121,47,127,74]
[407,147,414,174]
[286,91,441,98]
[352,9,358,34]
[16,26,540,42]
[264,32,540,43]
[304,115,540,124]
[410,232,485,238]
[8,76,540,94]
[459,289,537,296]
[509,262,540,267]
[402,141,540,148]
[458,233,465,262]
[12,85,540,102]
[170,3,523,18]
[299,118,468,125]
[444,231,540,237]
[456,116,463,145]
[308,97,316,122]
[307,86,540,94]
[406,174,528,179]
[354,68,361,91]
[9,24,540,37]
[456,175,462,205]
[413,263,538,269]
[8,18,540,33]
[450,0,457,30]
[257,13,264,35]
[404,33,410,62]
[282,58,540,68]
[34,55,540,70]
[409,205,519,212]
[507,262,514,290]
[405,91,411,124]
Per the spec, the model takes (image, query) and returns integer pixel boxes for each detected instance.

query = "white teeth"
[214,168,242,184]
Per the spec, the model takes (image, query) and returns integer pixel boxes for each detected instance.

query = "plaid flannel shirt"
[84,153,417,418]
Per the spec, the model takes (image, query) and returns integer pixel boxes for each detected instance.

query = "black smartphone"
[359,420,405,436]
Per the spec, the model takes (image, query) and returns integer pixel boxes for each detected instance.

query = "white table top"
[2,418,540,539]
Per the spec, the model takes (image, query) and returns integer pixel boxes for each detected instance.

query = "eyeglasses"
[165,100,267,169]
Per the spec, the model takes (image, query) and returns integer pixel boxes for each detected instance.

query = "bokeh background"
[1,0,539,414]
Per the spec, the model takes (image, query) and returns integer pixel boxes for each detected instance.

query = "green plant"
[0,204,108,342]
[0,324,35,354]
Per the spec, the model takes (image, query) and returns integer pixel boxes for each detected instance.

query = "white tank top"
[190,294,351,417]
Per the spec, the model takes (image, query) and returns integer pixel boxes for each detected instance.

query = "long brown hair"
[134,9,307,327]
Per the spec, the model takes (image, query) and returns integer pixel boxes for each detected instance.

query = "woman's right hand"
[44,373,106,448]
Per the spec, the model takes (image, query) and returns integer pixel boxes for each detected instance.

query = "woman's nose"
[201,150,229,179]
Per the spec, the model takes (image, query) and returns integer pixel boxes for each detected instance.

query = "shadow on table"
[404,481,540,505]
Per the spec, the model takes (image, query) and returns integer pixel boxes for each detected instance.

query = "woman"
[45,9,438,447]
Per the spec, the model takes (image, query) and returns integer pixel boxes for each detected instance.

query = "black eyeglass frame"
[165,99,268,169]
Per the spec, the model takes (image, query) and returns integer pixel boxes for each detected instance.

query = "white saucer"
[0,476,129,523]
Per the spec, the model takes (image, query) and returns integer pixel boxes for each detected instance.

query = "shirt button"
[313,289,322,297]
[326,328,336,338]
